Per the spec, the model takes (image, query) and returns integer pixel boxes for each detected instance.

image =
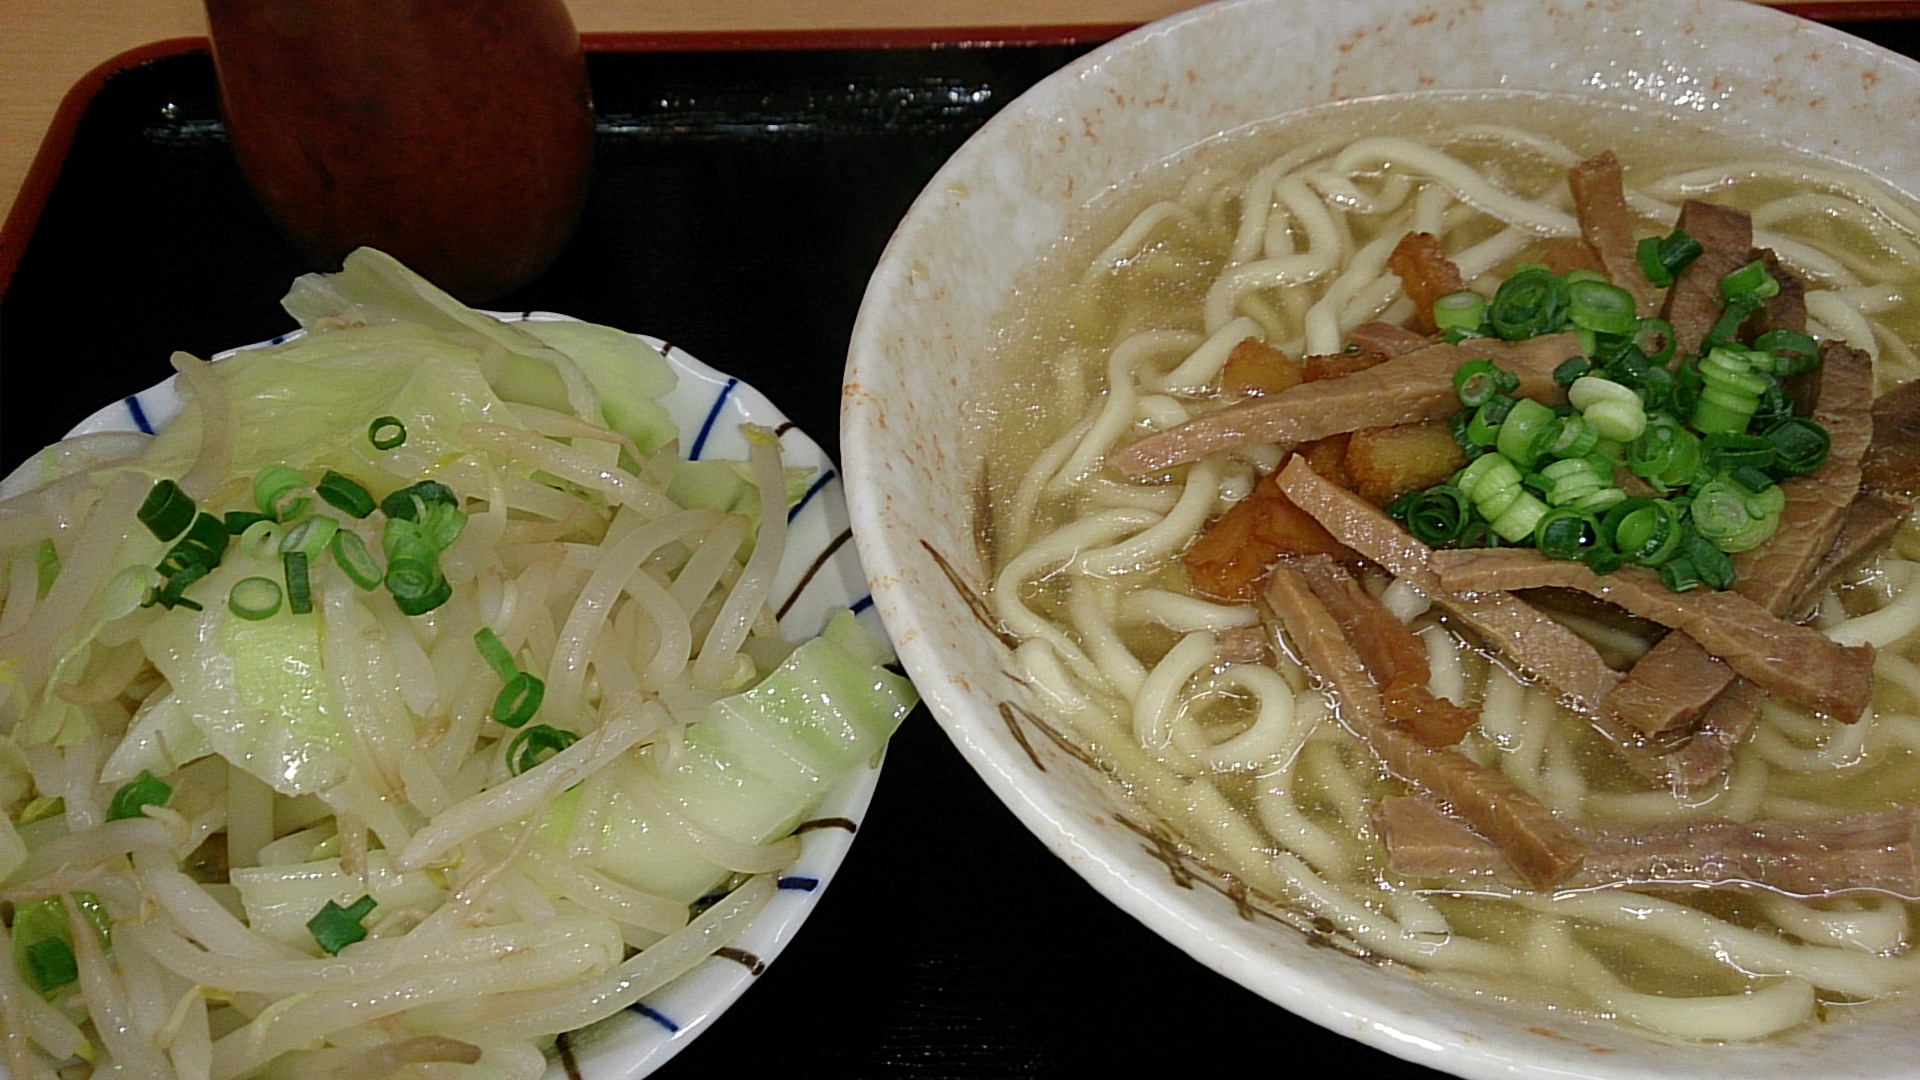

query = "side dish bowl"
[840,1,1920,1076]
[7,319,882,1080]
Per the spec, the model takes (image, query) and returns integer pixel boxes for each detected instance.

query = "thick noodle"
[986,98,1920,1042]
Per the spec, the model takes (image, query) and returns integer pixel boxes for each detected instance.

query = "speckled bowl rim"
[842,2,1920,1077]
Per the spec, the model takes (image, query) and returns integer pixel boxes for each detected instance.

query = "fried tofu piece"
[1219,337,1302,397]
[1183,468,1354,600]
[1386,231,1466,335]
[1345,421,1468,507]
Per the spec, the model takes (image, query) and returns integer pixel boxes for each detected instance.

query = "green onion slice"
[368,416,408,451]
[253,464,310,521]
[494,671,546,728]
[316,471,377,519]
[1453,359,1518,408]
[474,628,519,681]
[329,530,383,591]
[507,723,578,775]
[137,479,196,542]
[106,769,172,821]
[307,895,377,955]
[228,576,284,621]
[284,550,313,615]
[278,515,341,560]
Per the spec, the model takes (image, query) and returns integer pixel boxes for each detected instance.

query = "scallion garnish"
[1634,228,1703,288]
[1487,266,1570,341]
[227,576,284,621]
[278,514,341,561]
[379,480,457,523]
[316,470,377,519]
[106,769,172,821]
[137,479,196,542]
[307,895,376,955]
[1566,278,1637,336]
[494,671,546,728]
[507,724,578,775]
[1452,358,1518,408]
[252,465,310,522]
[284,550,313,615]
[329,530,383,591]
[1764,416,1831,477]
[474,627,518,681]
[368,416,407,451]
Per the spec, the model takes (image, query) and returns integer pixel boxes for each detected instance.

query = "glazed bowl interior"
[841,1,1920,1077]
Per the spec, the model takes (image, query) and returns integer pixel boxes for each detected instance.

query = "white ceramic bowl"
[4,319,883,1080]
[841,2,1920,1077]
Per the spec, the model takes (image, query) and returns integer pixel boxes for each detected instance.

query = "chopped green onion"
[1495,398,1560,468]
[384,556,440,602]
[1701,431,1776,473]
[1605,498,1688,567]
[1628,415,1703,492]
[1691,474,1784,553]
[1389,485,1475,547]
[284,551,313,615]
[391,576,451,617]
[316,471,377,519]
[10,896,107,997]
[1690,347,1767,435]
[1535,507,1604,562]
[278,515,340,560]
[222,510,273,535]
[236,518,285,561]
[1764,417,1831,477]
[1635,229,1703,288]
[1552,356,1592,388]
[494,671,546,728]
[253,464,310,521]
[137,479,196,542]
[307,895,376,955]
[1630,318,1677,369]
[379,480,458,523]
[106,769,172,821]
[329,529,383,591]
[1567,279,1638,336]
[419,502,468,552]
[1433,290,1487,335]
[1487,267,1570,341]
[147,512,233,610]
[1702,293,1763,354]
[368,416,407,451]
[227,576,283,621]
[474,627,519,681]
[1466,395,1515,446]
[507,724,578,775]
[1753,330,1819,376]
[1453,358,1518,408]
[1719,259,1780,302]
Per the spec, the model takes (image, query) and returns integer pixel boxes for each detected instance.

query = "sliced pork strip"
[1112,333,1581,478]
[1567,151,1662,316]
[1428,549,1875,720]
[1347,320,1436,358]
[1273,454,1623,713]
[1730,341,1874,611]
[1605,342,1876,735]
[1663,677,1772,797]
[1661,199,1754,361]
[1795,492,1910,616]
[1376,795,1920,896]
[1605,634,1734,736]
[1863,376,1920,500]
[1293,555,1478,747]
[1265,560,1586,889]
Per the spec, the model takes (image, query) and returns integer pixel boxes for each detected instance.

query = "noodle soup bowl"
[842,0,1920,1076]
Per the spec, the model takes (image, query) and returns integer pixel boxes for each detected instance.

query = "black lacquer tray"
[3,23,1917,1077]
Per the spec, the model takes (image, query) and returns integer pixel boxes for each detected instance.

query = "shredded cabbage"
[0,248,915,1079]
